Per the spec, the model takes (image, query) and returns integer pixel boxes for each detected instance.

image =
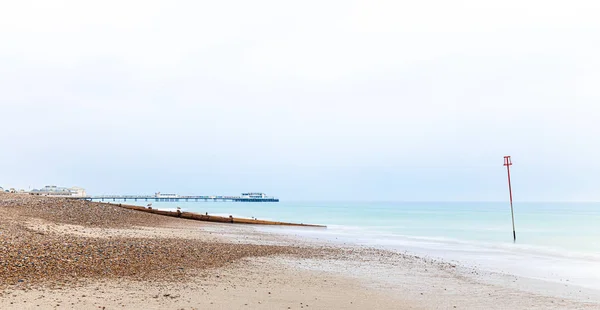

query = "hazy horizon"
[2,1,600,201]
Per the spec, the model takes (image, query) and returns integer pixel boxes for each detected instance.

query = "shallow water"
[118,200,600,290]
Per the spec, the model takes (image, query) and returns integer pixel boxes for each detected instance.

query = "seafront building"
[241,192,269,199]
[154,192,179,198]
[30,185,87,197]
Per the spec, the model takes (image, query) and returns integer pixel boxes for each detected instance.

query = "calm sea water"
[117,200,600,289]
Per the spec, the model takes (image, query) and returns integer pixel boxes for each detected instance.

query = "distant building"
[241,192,268,199]
[155,192,179,198]
[69,187,87,197]
[36,185,71,196]
[31,185,87,197]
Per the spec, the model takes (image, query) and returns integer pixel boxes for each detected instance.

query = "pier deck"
[71,195,279,202]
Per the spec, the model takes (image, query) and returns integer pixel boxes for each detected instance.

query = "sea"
[120,200,600,290]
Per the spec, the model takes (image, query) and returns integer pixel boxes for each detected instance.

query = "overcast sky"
[1,0,599,201]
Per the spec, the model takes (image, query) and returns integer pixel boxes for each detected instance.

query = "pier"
[70,192,279,203]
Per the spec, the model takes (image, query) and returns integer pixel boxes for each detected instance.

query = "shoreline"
[252,225,600,304]
[2,193,600,309]
[256,224,600,292]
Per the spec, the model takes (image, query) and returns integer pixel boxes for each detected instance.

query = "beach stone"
[0,193,329,290]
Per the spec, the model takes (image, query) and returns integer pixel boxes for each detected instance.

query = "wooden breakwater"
[111,204,326,228]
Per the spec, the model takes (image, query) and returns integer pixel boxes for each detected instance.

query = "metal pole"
[503,156,516,242]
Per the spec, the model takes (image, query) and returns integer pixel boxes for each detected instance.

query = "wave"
[280,224,600,262]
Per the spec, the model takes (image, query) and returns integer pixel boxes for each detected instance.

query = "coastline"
[1,193,599,309]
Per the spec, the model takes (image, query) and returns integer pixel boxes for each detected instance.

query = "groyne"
[110,203,326,228]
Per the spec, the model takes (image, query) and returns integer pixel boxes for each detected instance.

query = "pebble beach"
[2,192,600,309]
[0,192,332,289]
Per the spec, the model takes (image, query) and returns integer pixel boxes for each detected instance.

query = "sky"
[1,0,599,201]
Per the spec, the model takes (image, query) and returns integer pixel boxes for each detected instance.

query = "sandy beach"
[1,192,599,309]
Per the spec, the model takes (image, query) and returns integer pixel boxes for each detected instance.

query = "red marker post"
[503,156,516,242]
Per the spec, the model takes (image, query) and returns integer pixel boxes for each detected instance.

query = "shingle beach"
[0,192,322,289]
[1,192,598,309]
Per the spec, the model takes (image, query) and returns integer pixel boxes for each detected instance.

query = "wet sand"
[1,192,599,309]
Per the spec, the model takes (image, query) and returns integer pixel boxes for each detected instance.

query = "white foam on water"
[127,200,600,290]
[259,223,600,291]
